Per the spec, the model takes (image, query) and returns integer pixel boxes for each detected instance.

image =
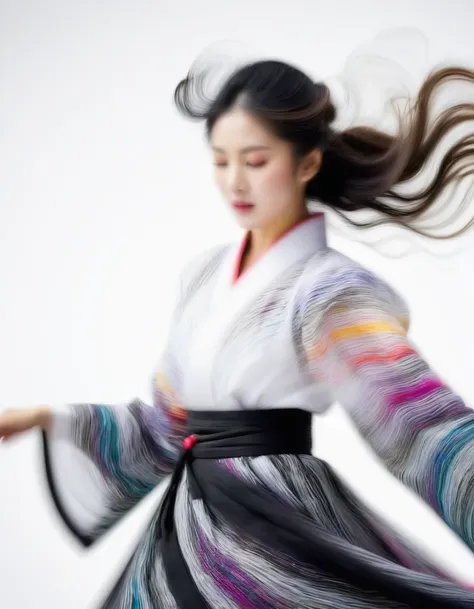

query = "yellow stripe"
[330,321,406,341]
[307,340,329,359]
[155,371,170,390]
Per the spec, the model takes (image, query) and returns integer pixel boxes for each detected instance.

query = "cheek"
[214,172,234,202]
[256,164,295,198]
[213,170,225,192]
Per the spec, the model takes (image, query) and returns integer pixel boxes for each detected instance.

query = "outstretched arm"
[41,245,227,546]
[42,263,194,546]
[43,369,187,547]
[300,266,474,550]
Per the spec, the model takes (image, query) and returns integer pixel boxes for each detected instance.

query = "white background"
[1,1,474,607]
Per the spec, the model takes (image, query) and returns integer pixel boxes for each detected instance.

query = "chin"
[229,209,261,230]
[234,216,262,230]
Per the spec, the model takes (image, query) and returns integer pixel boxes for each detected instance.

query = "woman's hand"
[0,406,52,442]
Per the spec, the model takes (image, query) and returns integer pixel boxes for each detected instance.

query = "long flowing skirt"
[43,433,474,608]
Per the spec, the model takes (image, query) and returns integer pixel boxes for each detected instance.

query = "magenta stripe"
[388,378,444,410]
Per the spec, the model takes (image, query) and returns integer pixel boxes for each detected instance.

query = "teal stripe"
[95,405,153,498]
[132,578,141,609]
[434,419,474,543]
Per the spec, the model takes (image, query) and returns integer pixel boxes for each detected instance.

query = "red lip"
[232,201,254,210]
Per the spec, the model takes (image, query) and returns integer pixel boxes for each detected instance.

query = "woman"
[2,57,474,608]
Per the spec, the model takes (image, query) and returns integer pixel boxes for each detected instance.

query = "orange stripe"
[330,321,406,341]
[306,327,410,361]
[351,344,415,366]
[155,372,186,419]
[307,340,329,359]
[170,404,186,420]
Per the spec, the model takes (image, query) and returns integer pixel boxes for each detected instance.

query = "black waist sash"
[155,408,473,609]
[158,409,312,609]
[158,408,312,608]
[159,408,313,535]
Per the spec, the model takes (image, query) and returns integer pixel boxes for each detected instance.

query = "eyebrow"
[212,145,272,153]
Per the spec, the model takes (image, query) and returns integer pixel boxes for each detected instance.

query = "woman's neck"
[248,207,310,258]
[238,207,311,277]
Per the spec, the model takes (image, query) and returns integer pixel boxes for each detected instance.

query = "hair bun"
[313,82,336,124]
[323,103,336,124]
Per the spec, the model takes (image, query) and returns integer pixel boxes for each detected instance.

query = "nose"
[228,164,248,196]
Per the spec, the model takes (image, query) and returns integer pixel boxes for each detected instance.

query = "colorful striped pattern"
[301,265,474,541]
[49,373,187,540]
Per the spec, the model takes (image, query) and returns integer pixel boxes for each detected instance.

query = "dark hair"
[174,57,474,239]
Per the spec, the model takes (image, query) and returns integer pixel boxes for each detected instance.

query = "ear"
[298,149,322,184]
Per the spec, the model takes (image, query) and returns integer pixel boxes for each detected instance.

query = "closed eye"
[213,161,267,168]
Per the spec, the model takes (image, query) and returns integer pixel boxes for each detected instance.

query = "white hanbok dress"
[42,214,474,608]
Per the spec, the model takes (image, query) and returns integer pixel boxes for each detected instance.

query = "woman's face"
[210,107,318,231]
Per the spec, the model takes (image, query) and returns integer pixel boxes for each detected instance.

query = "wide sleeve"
[42,276,190,547]
[300,265,474,551]
[42,378,186,547]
